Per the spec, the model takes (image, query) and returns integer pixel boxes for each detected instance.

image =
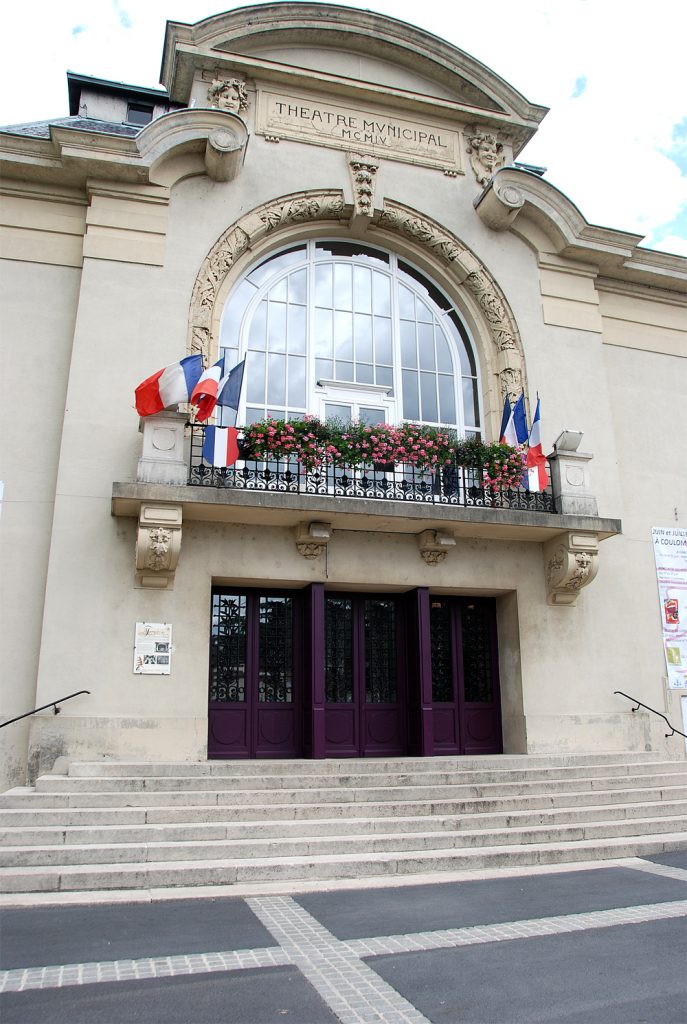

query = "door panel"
[208,590,301,759]
[429,597,502,755]
[324,594,406,756]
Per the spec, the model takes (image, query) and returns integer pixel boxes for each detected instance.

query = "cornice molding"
[475,167,687,294]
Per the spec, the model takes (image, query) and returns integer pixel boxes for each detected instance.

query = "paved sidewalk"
[1,853,685,1023]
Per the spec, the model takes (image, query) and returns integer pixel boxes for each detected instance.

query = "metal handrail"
[614,690,686,739]
[0,691,90,729]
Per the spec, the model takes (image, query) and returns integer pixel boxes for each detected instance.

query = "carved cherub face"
[477,133,500,170]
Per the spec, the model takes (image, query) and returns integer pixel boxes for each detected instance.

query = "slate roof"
[1,116,141,139]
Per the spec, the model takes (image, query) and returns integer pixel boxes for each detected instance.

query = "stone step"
[64,752,672,777]
[32,765,687,794]
[1,833,685,893]
[3,798,686,847]
[3,783,686,814]
[2,814,686,868]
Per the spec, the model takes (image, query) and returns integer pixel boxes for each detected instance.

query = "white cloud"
[1,0,685,255]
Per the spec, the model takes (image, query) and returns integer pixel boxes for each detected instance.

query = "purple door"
[208,590,301,759]
[324,595,406,757]
[430,597,502,755]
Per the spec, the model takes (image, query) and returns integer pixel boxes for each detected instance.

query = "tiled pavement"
[1,854,686,1023]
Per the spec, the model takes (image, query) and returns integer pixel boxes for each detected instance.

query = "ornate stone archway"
[187,191,528,415]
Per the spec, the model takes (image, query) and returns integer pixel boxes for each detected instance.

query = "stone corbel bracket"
[135,504,183,589]
[348,152,379,225]
[295,521,332,559]
[544,531,599,606]
[418,529,456,566]
[473,178,525,230]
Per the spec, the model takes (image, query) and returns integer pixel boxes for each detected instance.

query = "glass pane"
[365,599,396,703]
[245,407,264,425]
[448,319,474,375]
[267,353,286,405]
[372,272,391,315]
[334,264,353,310]
[430,600,453,703]
[420,370,438,422]
[248,300,267,349]
[259,596,293,703]
[287,355,306,407]
[314,264,333,307]
[418,323,435,369]
[354,314,372,363]
[359,406,386,425]
[317,241,388,264]
[402,368,420,421]
[398,284,415,320]
[209,594,246,703]
[288,268,306,305]
[247,246,305,286]
[336,360,354,382]
[356,362,374,384]
[220,279,256,347]
[374,317,392,364]
[375,365,393,390]
[315,308,333,356]
[436,331,453,373]
[461,605,493,703]
[287,304,306,353]
[271,278,287,302]
[417,299,433,323]
[325,597,353,703]
[246,351,266,404]
[462,377,477,425]
[334,311,353,360]
[438,374,456,424]
[400,321,416,367]
[353,266,372,312]
[325,403,352,423]
[267,301,286,352]
[316,358,333,381]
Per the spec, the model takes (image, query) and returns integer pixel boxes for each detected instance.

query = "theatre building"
[1,3,686,788]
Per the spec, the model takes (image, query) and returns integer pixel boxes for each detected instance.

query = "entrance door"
[208,590,301,758]
[429,597,502,755]
[324,594,406,756]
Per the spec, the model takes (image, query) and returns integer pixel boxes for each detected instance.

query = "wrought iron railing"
[188,426,556,513]
[614,690,687,739]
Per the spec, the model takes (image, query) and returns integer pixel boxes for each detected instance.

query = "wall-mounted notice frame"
[652,527,687,689]
[133,622,172,675]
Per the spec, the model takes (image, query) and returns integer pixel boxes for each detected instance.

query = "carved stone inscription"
[257,90,461,171]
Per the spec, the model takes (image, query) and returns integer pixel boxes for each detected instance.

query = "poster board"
[652,528,687,689]
[133,622,172,675]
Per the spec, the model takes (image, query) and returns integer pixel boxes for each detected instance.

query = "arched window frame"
[218,239,483,437]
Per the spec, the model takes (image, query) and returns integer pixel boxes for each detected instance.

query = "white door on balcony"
[317,381,394,427]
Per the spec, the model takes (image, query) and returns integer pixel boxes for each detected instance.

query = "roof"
[0,116,141,139]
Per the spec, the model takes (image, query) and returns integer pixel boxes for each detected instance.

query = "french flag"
[190,357,225,422]
[501,393,528,447]
[135,354,202,416]
[202,426,240,468]
[525,398,549,491]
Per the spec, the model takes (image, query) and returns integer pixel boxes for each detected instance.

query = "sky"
[1,0,686,257]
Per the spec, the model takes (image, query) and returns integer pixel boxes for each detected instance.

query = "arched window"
[219,240,481,436]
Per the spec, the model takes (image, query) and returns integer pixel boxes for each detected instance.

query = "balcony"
[112,412,622,600]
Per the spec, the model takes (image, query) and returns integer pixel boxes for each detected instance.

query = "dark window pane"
[209,594,247,702]
[326,597,353,702]
[365,599,396,702]
[259,596,293,702]
[462,605,493,703]
[430,600,453,703]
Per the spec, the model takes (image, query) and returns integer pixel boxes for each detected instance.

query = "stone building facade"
[1,4,686,787]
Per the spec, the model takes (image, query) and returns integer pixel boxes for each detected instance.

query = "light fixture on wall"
[553,430,584,452]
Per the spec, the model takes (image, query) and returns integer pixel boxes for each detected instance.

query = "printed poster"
[133,622,172,675]
[652,528,687,689]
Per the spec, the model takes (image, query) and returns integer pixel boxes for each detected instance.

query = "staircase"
[1,753,686,894]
